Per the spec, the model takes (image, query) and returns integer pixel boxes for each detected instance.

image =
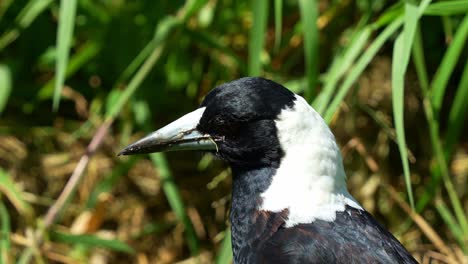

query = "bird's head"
[119,77,296,168]
[119,77,361,224]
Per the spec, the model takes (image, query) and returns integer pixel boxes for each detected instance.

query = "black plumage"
[255,206,416,264]
[229,165,416,264]
[198,78,295,168]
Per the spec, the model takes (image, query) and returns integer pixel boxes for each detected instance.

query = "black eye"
[214,116,226,126]
[208,116,242,136]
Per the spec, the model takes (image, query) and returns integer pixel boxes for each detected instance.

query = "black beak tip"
[117,146,135,156]
[117,149,127,156]
[117,141,152,156]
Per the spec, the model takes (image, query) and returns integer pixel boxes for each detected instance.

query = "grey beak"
[118,107,217,156]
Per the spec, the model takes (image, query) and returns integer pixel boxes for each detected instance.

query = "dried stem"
[18,120,114,264]
[386,185,459,263]
[43,120,111,228]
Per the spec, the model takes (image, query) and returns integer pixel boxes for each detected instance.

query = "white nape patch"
[260,95,362,227]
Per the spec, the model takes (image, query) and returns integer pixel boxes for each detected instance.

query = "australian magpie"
[119,77,417,264]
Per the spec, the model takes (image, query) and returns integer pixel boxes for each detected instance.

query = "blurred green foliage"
[0,0,467,263]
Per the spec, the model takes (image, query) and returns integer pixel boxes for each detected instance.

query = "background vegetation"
[0,0,467,263]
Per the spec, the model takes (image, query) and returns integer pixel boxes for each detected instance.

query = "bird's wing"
[256,206,418,264]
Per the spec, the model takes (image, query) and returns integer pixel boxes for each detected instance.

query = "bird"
[119,77,418,264]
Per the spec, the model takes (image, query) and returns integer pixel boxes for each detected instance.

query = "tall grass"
[0,0,466,263]
[53,0,77,110]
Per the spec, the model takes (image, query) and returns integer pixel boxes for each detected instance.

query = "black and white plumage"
[119,77,417,264]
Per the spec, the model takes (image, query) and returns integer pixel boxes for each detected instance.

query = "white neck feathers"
[260,95,362,226]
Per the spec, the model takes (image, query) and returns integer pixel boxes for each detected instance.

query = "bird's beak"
[118,107,217,156]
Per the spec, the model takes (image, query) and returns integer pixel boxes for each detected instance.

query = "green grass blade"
[185,29,246,72]
[16,0,53,26]
[424,0,468,16]
[324,17,403,122]
[298,0,319,101]
[392,34,415,209]
[79,0,111,23]
[215,229,233,264]
[51,231,135,254]
[106,43,165,121]
[105,17,180,122]
[38,41,101,100]
[0,0,53,51]
[114,40,155,88]
[86,157,139,208]
[412,26,430,92]
[274,0,282,51]
[390,0,431,210]
[418,88,468,239]
[372,2,404,29]
[16,249,33,264]
[436,135,468,237]
[150,153,200,255]
[127,96,200,255]
[0,200,11,264]
[181,0,209,21]
[411,12,468,236]
[53,0,78,111]
[434,199,466,251]
[1,0,52,45]
[0,168,34,221]
[314,28,371,114]
[411,26,447,216]
[0,0,13,19]
[118,2,209,89]
[0,65,12,114]
[410,11,468,234]
[411,25,442,215]
[101,10,203,257]
[132,221,176,240]
[442,16,454,43]
[445,61,468,159]
[431,13,468,116]
[248,0,268,76]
